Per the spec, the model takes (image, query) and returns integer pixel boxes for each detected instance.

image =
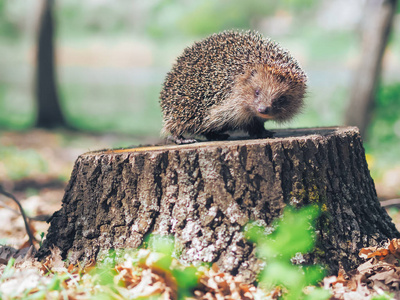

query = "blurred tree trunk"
[35,0,67,128]
[345,0,398,139]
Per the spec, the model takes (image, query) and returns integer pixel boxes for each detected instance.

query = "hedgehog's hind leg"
[167,135,198,144]
[204,131,230,141]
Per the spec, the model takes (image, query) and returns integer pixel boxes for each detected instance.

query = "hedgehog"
[160,30,307,144]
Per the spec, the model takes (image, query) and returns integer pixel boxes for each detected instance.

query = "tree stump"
[40,126,400,282]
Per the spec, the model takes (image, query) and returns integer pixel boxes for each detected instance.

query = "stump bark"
[40,126,400,282]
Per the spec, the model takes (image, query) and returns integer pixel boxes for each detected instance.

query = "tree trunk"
[39,127,400,282]
[35,0,67,128]
[345,0,398,139]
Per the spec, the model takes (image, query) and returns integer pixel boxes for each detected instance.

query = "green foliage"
[366,83,400,172]
[306,30,357,62]
[177,0,275,36]
[369,83,400,143]
[39,232,45,248]
[0,146,48,181]
[46,273,69,292]
[54,0,321,39]
[281,0,317,9]
[147,0,319,38]
[147,0,273,38]
[371,295,394,300]
[246,206,330,300]
[0,83,34,130]
[57,1,131,38]
[58,83,162,136]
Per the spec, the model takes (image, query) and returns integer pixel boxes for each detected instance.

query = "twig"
[380,198,400,207]
[0,185,36,248]
[0,201,51,221]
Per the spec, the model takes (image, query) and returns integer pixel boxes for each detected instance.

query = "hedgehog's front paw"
[249,128,275,139]
[258,129,275,138]
[168,135,198,144]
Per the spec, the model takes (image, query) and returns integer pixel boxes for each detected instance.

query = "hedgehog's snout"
[256,104,274,119]
[257,105,271,115]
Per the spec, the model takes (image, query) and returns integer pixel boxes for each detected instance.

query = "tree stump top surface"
[87,126,359,156]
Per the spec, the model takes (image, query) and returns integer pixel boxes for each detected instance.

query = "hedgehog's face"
[238,65,307,122]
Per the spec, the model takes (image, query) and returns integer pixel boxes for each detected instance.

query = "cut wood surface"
[39,126,400,282]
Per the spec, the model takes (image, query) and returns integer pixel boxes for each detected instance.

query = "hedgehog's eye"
[255,88,260,97]
[250,69,257,77]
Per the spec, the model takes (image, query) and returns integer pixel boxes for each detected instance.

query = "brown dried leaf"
[127,268,175,299]
[359,247,377,259]
[115,261,141,289]
[19,239,34,250]
[388,238,400,258]
[47,247,66,273]
[359,247,389,259]
[67,263,75,273]
[193,266,257,300]
[369,268,396,282]
[83,257,96,273]
[359,239,400,262]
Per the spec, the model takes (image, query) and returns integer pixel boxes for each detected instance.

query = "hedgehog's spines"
[160,30,307,142]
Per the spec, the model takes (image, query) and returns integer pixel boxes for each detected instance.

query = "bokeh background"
[0,0,400,246]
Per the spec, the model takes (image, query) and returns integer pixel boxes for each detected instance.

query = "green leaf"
[1,257,15,279]
[148,235,175,257]
[245,205,326,299]
[303,265,326,287]
[47,275,62,291]
[371,294,395,300]
[257,206,320,261]
[261,261,304,291]
[97,249,118,269]
[172,265,199,290]
[90,266,117,287]
[244,223,268,244]
[154,254,173,270]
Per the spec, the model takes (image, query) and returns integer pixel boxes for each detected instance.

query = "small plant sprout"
[245,205,331,300]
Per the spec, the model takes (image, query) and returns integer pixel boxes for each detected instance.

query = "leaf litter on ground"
[324,238,400,299]
[0,240,399,299]
[0,246,266,300]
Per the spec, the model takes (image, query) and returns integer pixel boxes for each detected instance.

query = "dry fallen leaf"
[193,264,258,300]
[324,239,400,299]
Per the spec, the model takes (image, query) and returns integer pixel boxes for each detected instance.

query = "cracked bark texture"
[39,127,400,282]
